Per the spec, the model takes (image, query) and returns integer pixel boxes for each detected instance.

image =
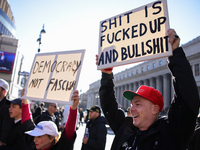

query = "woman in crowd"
[21,89,80,150]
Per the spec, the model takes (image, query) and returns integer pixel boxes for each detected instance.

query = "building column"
[144,79,150,86]
[120,85,123,108]
[129,83,132,91]
[118,86,121,106]
[140,80,144,87]
[150,77,156,88]
[163,74,170,109]
[124,84,129,108]
[134,82,138,92]
[156,76,163,94]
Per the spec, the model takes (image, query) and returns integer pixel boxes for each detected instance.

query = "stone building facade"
[87,36,200,112]
[0,0,24,99]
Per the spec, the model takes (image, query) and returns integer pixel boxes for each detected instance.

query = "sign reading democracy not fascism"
[97,0,172,70]
[23,50,85,104]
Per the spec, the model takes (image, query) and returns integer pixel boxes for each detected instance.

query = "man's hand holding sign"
[96,28,180,72]
[22,50,85,105]
[97,0,172,70]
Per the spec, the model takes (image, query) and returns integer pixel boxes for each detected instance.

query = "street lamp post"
[36,24,46,53]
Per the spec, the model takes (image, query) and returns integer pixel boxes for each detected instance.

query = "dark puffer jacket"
[81,116,107,150]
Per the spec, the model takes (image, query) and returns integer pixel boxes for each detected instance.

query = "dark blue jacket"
[81,116,107,150]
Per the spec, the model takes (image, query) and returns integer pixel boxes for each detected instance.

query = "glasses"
[51,105,57,108]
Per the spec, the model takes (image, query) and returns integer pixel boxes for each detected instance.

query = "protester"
[54,107,62,131]
[98,29,200,149]
[125,107,132,117]
[84,109,89,123]
[81,105,107,150]
[79,108,83,126]
[33,102,45,119]
[0,98,35,150]
[21,89,79,150]
[34,102,57,125]
[0,79,13,146]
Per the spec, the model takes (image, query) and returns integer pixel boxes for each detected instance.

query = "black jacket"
[34,110,55,125]
[188,117,200,150]
[81,116,107,150]
[0,119,35,150]
[0,97,14,143]
[99,47,199,150]
[188,126,200,150]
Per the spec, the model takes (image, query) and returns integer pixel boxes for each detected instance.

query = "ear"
[19,108,22,114]
[152,105,160,115]
[49,136,55,143]
[3,90,7,96]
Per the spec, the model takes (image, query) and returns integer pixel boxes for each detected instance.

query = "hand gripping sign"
[97,0,172,70]
[23,49,85,105]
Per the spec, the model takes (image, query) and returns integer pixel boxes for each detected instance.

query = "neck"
[48,110,53,116]
[14,118,21,124]
[0,95,4,100]
[40,142,54,150]
[15,115,21,121]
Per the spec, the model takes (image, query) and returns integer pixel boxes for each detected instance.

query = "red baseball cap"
[123,85,164,112]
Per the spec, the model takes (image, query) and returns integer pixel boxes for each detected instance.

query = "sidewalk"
[73,123,114,150]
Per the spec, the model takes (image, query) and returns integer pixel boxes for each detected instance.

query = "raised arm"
[167,29,199,149]
[64,90,80,140]
[97,55,126,134]
[21,89,32,124]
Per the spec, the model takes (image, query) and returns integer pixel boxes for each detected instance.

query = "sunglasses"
[51,105,57,108]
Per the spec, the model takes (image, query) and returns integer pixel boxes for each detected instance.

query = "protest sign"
[23,49,85,104]
[97,0,172,70]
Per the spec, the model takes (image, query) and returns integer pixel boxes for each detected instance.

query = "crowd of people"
[0,28,200,150]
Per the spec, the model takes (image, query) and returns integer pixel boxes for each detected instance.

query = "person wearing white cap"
[0,79,13,146]
[97,29,199,150]
[20,89,79,150]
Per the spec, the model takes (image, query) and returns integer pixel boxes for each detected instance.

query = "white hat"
[0,79,9,91]
[25,121,58,137]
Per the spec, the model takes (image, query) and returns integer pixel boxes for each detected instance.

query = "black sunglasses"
[51,105,57,108]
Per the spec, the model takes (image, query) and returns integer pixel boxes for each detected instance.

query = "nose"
[34,137,37,143]
[130,105,135,112]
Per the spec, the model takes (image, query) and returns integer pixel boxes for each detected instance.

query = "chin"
[133,121,139,127]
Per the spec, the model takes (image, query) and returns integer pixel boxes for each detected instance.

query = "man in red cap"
[98,29,200,150]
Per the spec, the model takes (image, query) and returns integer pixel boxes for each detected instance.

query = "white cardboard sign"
[97,0,172,70]
[23,49,85,104]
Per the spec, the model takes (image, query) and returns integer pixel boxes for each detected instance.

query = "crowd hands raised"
[0,28,199,150]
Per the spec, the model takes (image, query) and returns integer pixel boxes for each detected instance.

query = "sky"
[8,0,200,93]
